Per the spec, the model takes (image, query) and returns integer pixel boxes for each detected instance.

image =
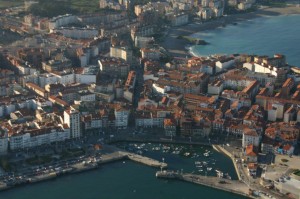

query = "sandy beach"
[161,5,300,57]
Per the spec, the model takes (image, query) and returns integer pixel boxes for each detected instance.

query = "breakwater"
[156,170,253,198]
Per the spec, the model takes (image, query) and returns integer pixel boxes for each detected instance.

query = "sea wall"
[156,171,253,198]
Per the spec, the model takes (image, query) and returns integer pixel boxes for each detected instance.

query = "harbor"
[0,140,288,199]
[0,141,239,194]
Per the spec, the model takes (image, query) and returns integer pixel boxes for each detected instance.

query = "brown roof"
[246,144,257,157]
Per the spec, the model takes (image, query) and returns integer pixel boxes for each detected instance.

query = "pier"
[96,151,167,168]
[126,152,167,168]
[156,170,252,198]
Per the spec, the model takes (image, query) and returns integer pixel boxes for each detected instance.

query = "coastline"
[161,5,300,57]
[0,139,283,199]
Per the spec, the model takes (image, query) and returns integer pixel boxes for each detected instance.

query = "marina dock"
[156,170,252,198]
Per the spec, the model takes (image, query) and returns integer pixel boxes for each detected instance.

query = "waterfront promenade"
[0,148,167,192]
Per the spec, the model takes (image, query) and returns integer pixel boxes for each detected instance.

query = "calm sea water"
[1,144,247,199]
[190,14,300,66]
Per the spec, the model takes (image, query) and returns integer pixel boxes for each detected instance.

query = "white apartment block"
[9,126,70,150]
[215,58,235,73]
[64,109,81,138]
[54,27,99,39]
[110,46,133,64]
[114,108,129,128]
[49,14,78,32]
[242,129,260,148]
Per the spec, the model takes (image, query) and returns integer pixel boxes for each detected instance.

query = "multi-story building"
[215,57,235,73]
[153,72,208,95]
[2,121,70,151]
[98,57,129,78]
[131,25,154,41]
[45,83,65,96]
[110,46,133,64]
[64,109,81,138]
[9,126,70,150]
[140,48,161,60]
[164,118,177,136]
[53,27,99,39]
[77,91,96,102]
[42,57,72,72]
[265,122,299,146]
[81,113,103,132]
[208,80,223,95]
[48,14,78,31]
[0,69,15,86]
[167,13,189,26]
[242,128,260,148]
[134,36,154,48]
[114,106,130,128]
[99,0,125,10]
[17,48,46,69]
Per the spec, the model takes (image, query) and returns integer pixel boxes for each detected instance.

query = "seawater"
[190,14,300,66]
[0,144,248,199]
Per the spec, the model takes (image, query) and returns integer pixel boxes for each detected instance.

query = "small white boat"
[184,152,190,157]
[203,152,210,157]
[215,170,223,178]
[207,167,212,171]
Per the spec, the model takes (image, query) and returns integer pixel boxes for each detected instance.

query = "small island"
[177,35,210,45]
